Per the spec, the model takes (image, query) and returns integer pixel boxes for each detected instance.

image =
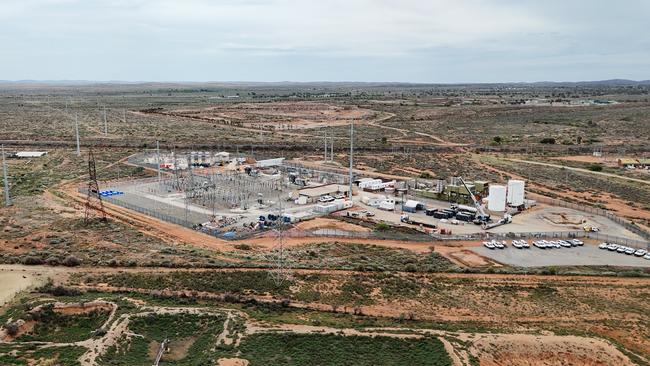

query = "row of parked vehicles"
[484,238,585,250]
[599,243,650,259]
[483,239,531,250]
[533,239,584,249]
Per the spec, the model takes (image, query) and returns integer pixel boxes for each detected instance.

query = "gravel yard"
[473,243,650,267]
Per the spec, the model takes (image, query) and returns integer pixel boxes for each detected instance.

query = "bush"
[589,164,603,172]
[62,255,81,267]
[22,256,44,265]
[4,322,19,336]
[540,137,556,144]
[375,223,390,231]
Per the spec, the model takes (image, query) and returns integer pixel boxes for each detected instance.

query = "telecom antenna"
[2,145,11,207]
[74,113,81,156]
[84,149,107,223]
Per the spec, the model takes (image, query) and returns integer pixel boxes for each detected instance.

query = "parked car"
[625,248,636,255]
[634,249,647,257]
[484,241,495,250]
[512,240,522,249]
[559,240,572,248]
[644,254,650,260]
[598,243,608,250]
[494,241,505,249]
[607,244,619,251]
[570,239,584,246]
[319,195,334,203]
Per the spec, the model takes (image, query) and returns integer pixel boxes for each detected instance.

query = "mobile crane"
[456,177,491,225]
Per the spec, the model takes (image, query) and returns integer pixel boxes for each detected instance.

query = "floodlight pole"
[2,145,11,207]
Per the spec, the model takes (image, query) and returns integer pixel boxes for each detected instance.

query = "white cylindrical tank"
[488,185,507,212]
[507,180,525,206]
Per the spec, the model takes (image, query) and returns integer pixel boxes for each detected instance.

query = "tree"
[493,136,503,144]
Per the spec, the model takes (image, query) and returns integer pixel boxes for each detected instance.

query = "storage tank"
[488,185,507,212]
[507,180,525,206]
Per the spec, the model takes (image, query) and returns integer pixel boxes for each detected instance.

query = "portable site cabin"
[256,158,285,168]
[361,195,385,207]
[14,151,47,158]
[378,198,395,211]
[215,151,230,163]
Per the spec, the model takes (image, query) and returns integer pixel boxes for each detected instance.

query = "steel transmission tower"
[84,149,107,223]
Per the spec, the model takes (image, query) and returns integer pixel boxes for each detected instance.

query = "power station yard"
[473,243,650,267]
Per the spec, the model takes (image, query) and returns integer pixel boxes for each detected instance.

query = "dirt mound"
[217,358,249,366]
[294,217,370,233]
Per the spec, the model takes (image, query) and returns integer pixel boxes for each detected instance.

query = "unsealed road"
[505,158,650,186]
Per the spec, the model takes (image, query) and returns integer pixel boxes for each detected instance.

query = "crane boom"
[456,177,490,222]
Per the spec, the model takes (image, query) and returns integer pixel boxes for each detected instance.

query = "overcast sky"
[1,0,649,82]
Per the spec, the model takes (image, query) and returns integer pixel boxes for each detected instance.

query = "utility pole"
[156,140,162,184]
[2,145,11,207]
[324,133,328,161]
[349,120,354,199]
[75,113,81,156]
[123,108,127,123]
[330,137,334,162]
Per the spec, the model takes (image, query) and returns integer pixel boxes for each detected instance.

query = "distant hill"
[0,79,648,87]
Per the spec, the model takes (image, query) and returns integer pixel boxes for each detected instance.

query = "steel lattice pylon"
[269,196,292,286]
[84,149,107,223]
